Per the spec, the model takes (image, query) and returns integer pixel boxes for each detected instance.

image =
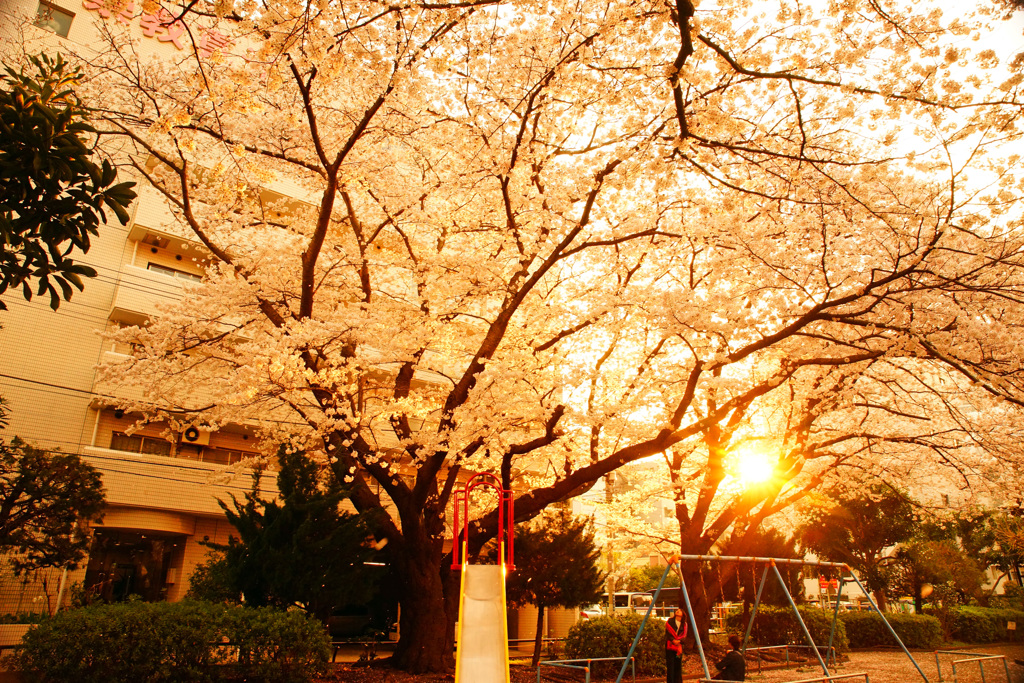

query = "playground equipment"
[933,650,1012,683]
[612,555,931,683]
[451,473,514,683]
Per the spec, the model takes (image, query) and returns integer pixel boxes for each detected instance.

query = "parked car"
[579,603,604,620]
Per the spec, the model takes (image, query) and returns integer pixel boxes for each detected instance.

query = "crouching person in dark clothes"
[714,634,745,681]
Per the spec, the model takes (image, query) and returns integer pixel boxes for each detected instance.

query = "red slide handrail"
[450,472,514,570]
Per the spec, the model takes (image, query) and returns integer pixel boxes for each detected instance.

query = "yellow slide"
[454,562,510,683]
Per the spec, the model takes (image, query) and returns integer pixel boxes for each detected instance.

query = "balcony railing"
[108,264,185,325]
[82,446,277,515]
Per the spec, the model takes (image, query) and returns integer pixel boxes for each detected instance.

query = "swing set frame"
[613,555,931,683]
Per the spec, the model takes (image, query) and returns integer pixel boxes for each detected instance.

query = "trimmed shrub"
[14,600,330,683]
[565,612,666,677]
[224,604,332,682]
[839,611,942,649]
[726,605,849,652]
[940,606,1024,644]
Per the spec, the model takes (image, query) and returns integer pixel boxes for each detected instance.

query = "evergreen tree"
[196,447,381,624]
[719,527,803,611]
[503,509,605,667]
[797,485,919,611]
[626,564,680,592]
[0,437,105,573]
[893,539,984,613]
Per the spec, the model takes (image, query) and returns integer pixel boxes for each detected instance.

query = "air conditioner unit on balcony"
[181,426,210,446]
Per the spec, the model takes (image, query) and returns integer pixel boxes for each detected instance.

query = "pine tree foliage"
[204,447,381,623]
[797,484,918,609]
[506,509,604,611]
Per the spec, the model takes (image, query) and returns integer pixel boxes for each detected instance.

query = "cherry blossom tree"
[39,0,1024,671]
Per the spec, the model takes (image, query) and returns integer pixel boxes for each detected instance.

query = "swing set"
[612,554,931,683]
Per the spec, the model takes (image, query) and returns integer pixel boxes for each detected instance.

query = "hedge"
[13,600,330,683]
[838,611,942,649]
[726,605,849,652]
[565,612,666,677]
[937,606,1024,644]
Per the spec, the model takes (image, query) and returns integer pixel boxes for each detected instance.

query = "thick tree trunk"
[391,550,454,673]
[872,589,888,613]
[680,564,715,645]
[532,604,545,668]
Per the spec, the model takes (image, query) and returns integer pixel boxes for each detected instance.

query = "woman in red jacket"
[665,608,687,683]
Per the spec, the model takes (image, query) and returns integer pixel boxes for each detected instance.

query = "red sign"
[81,2,232,57]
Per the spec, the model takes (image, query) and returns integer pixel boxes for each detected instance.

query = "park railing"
[537,656,634,683]
[745,643,841,672]
[933,650,1011,683]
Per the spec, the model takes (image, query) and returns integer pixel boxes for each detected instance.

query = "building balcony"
[108,264,186,325]
[82,446,277,517]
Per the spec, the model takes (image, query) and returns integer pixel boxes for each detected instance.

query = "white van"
[603,592,654,614]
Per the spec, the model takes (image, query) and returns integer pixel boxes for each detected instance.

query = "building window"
[201,447,248,465]
[34,2,74,37]
[110,432,172,457]
[147,262,202,282]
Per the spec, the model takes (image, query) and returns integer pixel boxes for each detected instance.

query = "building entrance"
[83,530,185,602]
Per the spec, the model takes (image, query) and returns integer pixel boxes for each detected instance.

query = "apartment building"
[0,0,280,612]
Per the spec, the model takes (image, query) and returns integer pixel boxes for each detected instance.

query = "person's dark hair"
[728,634,742,650]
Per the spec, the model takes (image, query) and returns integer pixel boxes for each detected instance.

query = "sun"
[733,448,775,486]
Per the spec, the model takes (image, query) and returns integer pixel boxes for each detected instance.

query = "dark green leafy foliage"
[798,485,918,605]
[893,539,986,612]
[726,605,849,651]
[0,437,105,572]
[191,446,381,623]
[13,600,330,683]
[838,611,942,649]
[928,606,1024,643]
[0,54,136,310]
[719,527,804,607]
[504,508,604,611]
[992,583,1024,610]
[185,551,243,605]
[565,611,666,677]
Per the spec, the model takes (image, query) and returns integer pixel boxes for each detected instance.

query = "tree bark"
[391,549,454,673]
[872,589,888,613]
[680,564,715,645]
[532,604,545,668]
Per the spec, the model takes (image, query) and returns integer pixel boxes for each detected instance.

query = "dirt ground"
[321,643,1024,683]
[744,643,1024,683]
